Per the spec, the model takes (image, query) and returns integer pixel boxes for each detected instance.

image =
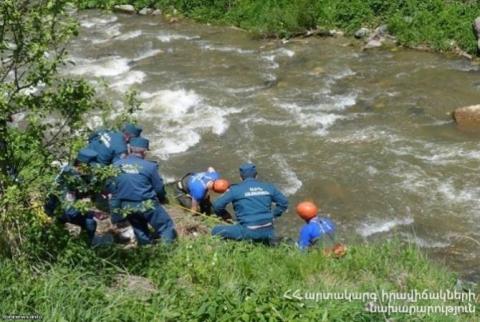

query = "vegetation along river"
[69,10,480,280]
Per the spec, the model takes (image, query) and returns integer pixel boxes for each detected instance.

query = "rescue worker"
[44,148,99,244]
[211,162,288,243]
[296,201,336,250]
[88,123,142,166]
[175,167,228,214]
[110,137,177,245]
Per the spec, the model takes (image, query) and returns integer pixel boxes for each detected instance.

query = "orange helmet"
[296,201,318,220]
[212,179,230,193]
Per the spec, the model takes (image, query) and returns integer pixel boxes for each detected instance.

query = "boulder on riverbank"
[113,4,136,15]
[363,25,395,49]
[139,7,154,15]
[474,17,480,38]
[354,27,370,39]
[474,17,480,53]
[452,104,480,129]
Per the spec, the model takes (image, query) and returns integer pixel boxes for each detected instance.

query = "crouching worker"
[44,148,99,245]
[296,201,336,250]
[211,163,288,243]
[88,122,143,166]
[175,167,230,215]
[110,137,177,245]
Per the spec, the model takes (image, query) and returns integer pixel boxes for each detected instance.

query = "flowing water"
[70,10,480,280]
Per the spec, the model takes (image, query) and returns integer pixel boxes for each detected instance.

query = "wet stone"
[354,27,370,39]
[139,8,153,16]
[452,104,480,129]
[474,17,480,38]
[113,5,136,15]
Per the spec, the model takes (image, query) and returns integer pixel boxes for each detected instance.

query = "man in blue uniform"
[212,162,288,243]
[88,123,142,166]
[45,148,99,244]
[175,167,221,214]
[111,137,176,245]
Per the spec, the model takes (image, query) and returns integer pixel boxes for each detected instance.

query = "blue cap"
[76,148,98,165]
[204,171,220,182]
[239,162,257,179]
[130,137,149,150]
[122,123,143,137]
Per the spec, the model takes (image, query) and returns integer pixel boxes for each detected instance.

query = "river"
[69,10,480,281]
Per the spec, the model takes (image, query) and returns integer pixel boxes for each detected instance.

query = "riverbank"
[77,0,480,57]
[1,214,478,321]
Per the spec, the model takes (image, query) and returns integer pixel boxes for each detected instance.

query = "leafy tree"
[0,0,107,258]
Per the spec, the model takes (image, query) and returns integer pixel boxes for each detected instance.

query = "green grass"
[1,236,478,321]
[76,0,480,55]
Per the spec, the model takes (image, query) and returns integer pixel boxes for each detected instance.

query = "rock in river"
[113,4,136,14]
[139,7,154,15]
[354,27,370,39]
[452,104,480,128]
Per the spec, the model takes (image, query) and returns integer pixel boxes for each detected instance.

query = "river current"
[69,10,480,280]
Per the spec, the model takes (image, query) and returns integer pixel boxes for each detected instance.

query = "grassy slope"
[1,229,478,321]
[77,0,480,55]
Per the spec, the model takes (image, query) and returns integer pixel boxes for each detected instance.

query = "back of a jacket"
[88,131,127,165]
[213,178,288,226]
[113,155,163,202]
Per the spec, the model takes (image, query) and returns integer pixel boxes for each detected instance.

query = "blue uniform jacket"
[88,130,127,165]
[298,216,336,250]
[112,155,166,203]
[212,178,288,226]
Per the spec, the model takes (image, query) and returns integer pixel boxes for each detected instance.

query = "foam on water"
[271,154,303,196]
[388,140,480,166]
[261,48,295,69]
[200,43,255,55]
[239,117,290,127]
[110,71,146,92]
[327,126,402,145]
[400,233,450,249]
[357,217,414,237]
[69,56,130,77]
[263,55,279,69]
[138,88,235,159]
[437,181,480,205]
[115,30,143,41]
[276,94,356,135]
[80,15,118,28]
[133,49,163,62]
[91,24,122,44]
[157,33,199,42]
[225,85,265,95]
[319,67,357,93]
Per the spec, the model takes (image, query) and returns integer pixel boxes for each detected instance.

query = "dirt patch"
[109,274,158,300]
[165,204,210,238]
